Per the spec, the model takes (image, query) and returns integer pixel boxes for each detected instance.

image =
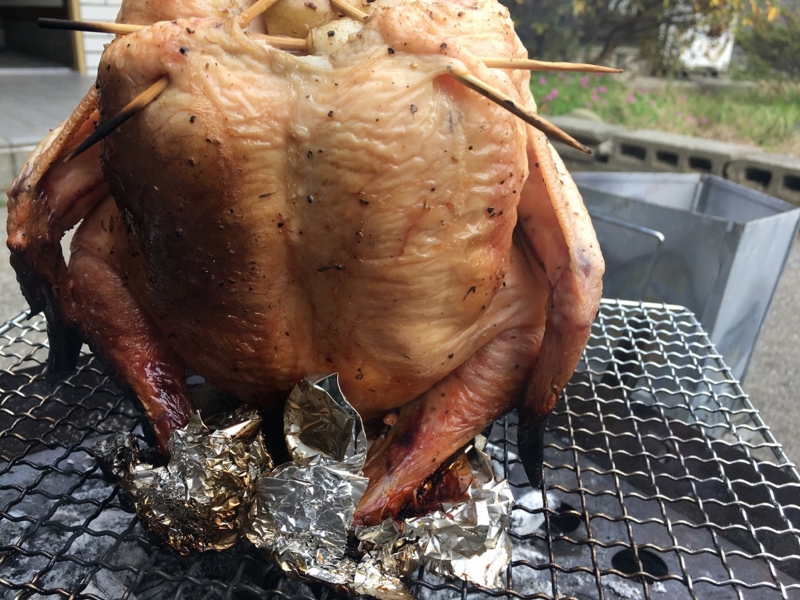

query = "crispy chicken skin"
[6,0,603,525]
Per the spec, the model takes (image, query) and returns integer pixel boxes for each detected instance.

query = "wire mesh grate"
[1,300,799,600]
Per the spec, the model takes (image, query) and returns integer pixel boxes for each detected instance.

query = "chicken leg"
[515,128,604,486]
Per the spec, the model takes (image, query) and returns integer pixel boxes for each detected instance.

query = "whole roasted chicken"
[6,0,603,525]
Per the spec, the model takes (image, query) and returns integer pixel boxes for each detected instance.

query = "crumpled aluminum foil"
[245,374,371,583]
[356,441,514,589]
[245,373,513,594]
[97,373,513,597]
[93,406,270,554]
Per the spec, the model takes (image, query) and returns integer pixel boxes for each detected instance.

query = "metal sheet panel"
[712,214,800,379]
[573,171,704,211]
[581,186,730,317]
[575,172,800,380]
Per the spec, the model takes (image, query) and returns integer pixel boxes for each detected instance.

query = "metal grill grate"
[1,300,799,600]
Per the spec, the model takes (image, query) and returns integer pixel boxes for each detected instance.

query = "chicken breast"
[6,0,603,525]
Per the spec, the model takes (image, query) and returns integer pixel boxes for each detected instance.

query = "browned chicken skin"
[6,0,603,526]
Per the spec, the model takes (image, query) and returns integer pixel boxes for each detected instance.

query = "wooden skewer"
[38,17,143,35]
[38,18,310,51]
[330,0,369,21]
[480,57,621,74]
[65,76,170,163]
[36,18,622,78]
[239,0,280,28]
[447,67,591,154]
[40,17,604,156]
[260,35,310,51]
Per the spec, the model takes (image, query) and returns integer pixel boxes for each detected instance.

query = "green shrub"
[737,9,800,82]
[530,74,800,152]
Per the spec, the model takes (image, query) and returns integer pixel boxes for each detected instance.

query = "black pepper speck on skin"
[180,46,189,54]
[328,30,335,37]
[388,47,395,54]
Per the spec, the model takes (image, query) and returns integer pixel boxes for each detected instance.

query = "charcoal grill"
[1,299,799,600]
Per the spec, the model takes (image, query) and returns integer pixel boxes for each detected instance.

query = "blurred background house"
[0,0,118,73]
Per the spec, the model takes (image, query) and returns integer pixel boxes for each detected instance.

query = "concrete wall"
[77,0,121,74]
[550,116,800,206]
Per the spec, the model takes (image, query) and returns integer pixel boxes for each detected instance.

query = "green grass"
[531,73,800,154]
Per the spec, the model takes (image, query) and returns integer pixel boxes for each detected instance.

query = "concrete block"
[608,129,758,176]
[726,152,800,206]
[548,115,628,146]
[547,116,628,172]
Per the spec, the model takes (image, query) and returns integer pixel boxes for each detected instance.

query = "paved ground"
[1,71,798,470]
[0,73,94,147]
[743,237,800,466]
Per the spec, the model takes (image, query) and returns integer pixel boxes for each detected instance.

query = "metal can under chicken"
[1,300,799,600]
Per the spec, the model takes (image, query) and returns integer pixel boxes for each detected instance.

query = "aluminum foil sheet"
[97,373,513,597]
[245,374,370,583]
[244,374,513,593]
[93,406,270,554]
[356,441,514,589]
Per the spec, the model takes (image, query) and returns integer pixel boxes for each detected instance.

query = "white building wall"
[78,0,123,74]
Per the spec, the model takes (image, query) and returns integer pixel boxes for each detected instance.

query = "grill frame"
[1,299,798,600]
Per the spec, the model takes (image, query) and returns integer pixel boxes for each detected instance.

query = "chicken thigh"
[6,0,603,525]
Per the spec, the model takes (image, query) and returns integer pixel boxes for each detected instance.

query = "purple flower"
[680,95,687,103]
[650,100,657,107]
[581,76,589,88]
[544,93,553,102]
[598,86,607,94]
[641,88,649,94]
[586,101,592,108]
[686,116,697,125]
[701,117,708,124]
[592,94,600,102]
[676,112,682,118]
[627,92,636,103]
[539,76,547,86]
[558,72,565,78]
[602,99,608,105]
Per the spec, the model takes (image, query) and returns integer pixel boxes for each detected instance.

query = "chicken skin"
[6,0,603,525]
